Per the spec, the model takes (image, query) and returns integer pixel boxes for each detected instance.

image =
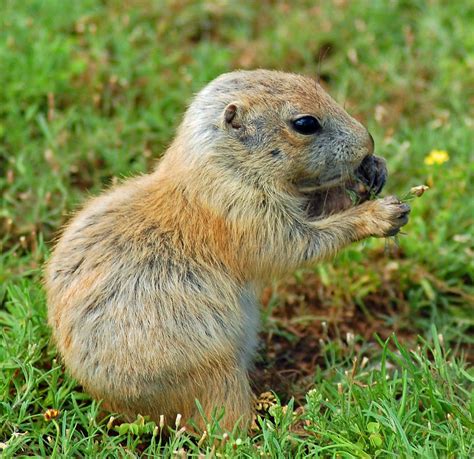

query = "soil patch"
[251,268,419,404]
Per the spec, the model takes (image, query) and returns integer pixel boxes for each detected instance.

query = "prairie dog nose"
[367,132,375,155]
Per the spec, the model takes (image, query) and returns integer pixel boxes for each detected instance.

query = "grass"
[1,0,473,456]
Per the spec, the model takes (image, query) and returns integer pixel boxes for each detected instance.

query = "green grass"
[1,0,473,457]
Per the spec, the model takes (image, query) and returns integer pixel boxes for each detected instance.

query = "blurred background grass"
[1,0,473,456]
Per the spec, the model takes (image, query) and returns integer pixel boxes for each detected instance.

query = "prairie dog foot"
[369,195,411,237]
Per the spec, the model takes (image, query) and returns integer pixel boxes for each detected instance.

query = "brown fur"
[45,70,410,431]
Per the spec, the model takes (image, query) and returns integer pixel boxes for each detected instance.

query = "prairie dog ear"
[223,102,244,129]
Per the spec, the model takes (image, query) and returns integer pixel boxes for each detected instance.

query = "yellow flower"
[424,149,449,165]
[43,408,60,421]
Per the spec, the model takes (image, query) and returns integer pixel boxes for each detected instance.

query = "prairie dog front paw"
[369,195,411,237]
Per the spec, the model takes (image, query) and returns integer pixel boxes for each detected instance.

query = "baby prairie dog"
[45,70,410,431]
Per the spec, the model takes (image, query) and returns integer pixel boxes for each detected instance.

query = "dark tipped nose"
[367,132,375,155]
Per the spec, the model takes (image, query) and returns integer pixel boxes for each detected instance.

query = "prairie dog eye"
[291,116,322,135]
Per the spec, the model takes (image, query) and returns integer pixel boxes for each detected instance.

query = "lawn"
[1,0,473,457]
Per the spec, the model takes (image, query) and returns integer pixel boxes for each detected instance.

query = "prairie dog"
[45,70,410,430]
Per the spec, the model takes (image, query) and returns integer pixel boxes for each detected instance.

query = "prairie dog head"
[174,69,375,194]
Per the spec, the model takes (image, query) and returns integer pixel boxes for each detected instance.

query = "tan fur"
[45,70,409,431]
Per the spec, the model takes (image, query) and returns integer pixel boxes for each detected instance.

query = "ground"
[1,0,473,457]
